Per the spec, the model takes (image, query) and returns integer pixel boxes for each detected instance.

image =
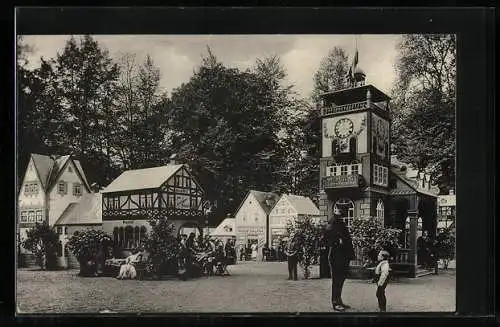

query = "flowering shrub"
[67,229,113,275]
[21,222,59,270]
[142,219,180,276]
[348,217,402,266]
[436,228,455,269]
[285,216,323,279]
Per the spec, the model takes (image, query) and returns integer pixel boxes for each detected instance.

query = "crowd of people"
[178,233,237,278]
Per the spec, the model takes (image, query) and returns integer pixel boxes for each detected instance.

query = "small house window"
[20,211,27,222]
[64,227,68,234]
[56,226,63,234]
[341,166,348,176]
[58,181,67,194]
[351,164,359,175]
[68,166,73,173]
[28,211,35,223]
[73,183,82,196]
[36,210,43,222]
[24,184,29,194]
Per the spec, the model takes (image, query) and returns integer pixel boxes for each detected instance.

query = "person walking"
[324,207,355,311]
[284,235,299,281]
[373,250,391,312]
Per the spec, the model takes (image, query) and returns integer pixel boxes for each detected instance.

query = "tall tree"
[167,49,284,216]
[53,35,121,185]
[114,53,169,170]
[391,34,456,193]
[311,46,350,105]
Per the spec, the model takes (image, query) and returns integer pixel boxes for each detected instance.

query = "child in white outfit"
[374,250,391,312]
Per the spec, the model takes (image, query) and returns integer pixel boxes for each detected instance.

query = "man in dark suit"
[325,207,355,311]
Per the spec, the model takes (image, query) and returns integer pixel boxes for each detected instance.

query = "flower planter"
[306,264,321,279]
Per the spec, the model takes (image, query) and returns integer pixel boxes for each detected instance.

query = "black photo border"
[2,6,496,327]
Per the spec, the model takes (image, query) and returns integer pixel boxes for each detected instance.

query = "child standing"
[374,250,391,312]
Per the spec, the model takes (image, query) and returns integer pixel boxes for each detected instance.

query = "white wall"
[48,160,89,226]
[322,112,368,157]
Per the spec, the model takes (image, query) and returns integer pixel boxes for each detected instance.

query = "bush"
[285,216,323,279]
[143,219,180,277]
[67,229,112,276]
[21,222,59,270]
[436,228,455,269]
[348,217,402,266]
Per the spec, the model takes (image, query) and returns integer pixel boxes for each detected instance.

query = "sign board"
[122,220,134,224]
[237,227,264,234]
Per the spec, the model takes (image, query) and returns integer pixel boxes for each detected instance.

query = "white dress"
[251,244,258,260]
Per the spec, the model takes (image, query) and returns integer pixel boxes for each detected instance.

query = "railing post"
[408,212,418,278]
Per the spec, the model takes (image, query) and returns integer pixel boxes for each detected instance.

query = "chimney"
[169,153,178,165]
[449,189,455,195]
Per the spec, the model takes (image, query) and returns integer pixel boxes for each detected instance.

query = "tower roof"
[320,84,391,105]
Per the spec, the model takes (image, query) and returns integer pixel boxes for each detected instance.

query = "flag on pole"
[349,48,359,79]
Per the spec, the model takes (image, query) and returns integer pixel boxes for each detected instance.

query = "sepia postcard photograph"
[16,31,457,314]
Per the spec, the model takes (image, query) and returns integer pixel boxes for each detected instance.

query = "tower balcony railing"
[321,174,360,189]
[321,100,387,116]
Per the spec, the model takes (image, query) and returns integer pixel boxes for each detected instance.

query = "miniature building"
[317,49,439,277]
[268,194,325,248]
[17,153,92,267]
[233,190,279,258]
[101,163,207,250]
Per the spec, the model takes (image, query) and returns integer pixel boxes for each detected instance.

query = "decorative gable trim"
[48,157,91,194]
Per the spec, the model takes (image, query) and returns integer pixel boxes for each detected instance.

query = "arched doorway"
[334,198,355,227]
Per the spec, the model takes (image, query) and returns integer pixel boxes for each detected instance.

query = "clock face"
[334,118,354,138]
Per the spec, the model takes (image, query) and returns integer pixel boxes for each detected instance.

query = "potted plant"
[436,228,455,269]
[142,218,180,279]
[285,216,323,279]
[67,229,112,276]
[21,222,59,270]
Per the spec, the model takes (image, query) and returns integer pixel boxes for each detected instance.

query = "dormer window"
[58,181,68,194]
[68,166,73,173]
[73,183,82,196]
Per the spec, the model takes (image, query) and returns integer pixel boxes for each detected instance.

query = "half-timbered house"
[101,163,206,250]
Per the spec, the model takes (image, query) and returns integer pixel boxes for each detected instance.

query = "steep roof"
[211,218,236,237]
[29,154,89,192]
[284,194,321,216]
[54,193,102,226]
[30,154,55,190]
[249,190,280,215]
[390,169,439,197]
[102,164,184,193]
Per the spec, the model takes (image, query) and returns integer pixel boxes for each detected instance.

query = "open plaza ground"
[17,261,455,314]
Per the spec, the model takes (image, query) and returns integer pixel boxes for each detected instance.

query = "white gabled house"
[268,194,325,247]
[233,190,280,257]
[17,153,92,257]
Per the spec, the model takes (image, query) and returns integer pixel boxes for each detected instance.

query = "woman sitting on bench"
[116,248,143,280]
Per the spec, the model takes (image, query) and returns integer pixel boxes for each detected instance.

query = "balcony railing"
[321,174,359,189]
[394,248,412,264]
[321,100,387,116]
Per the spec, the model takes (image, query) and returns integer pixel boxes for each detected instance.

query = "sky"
[22,34,401,98]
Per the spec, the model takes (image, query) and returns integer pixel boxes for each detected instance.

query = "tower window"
[376,199,385,225]
[349,137,357,154]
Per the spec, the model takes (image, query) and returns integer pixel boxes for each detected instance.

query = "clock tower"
[318,49,392,226]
